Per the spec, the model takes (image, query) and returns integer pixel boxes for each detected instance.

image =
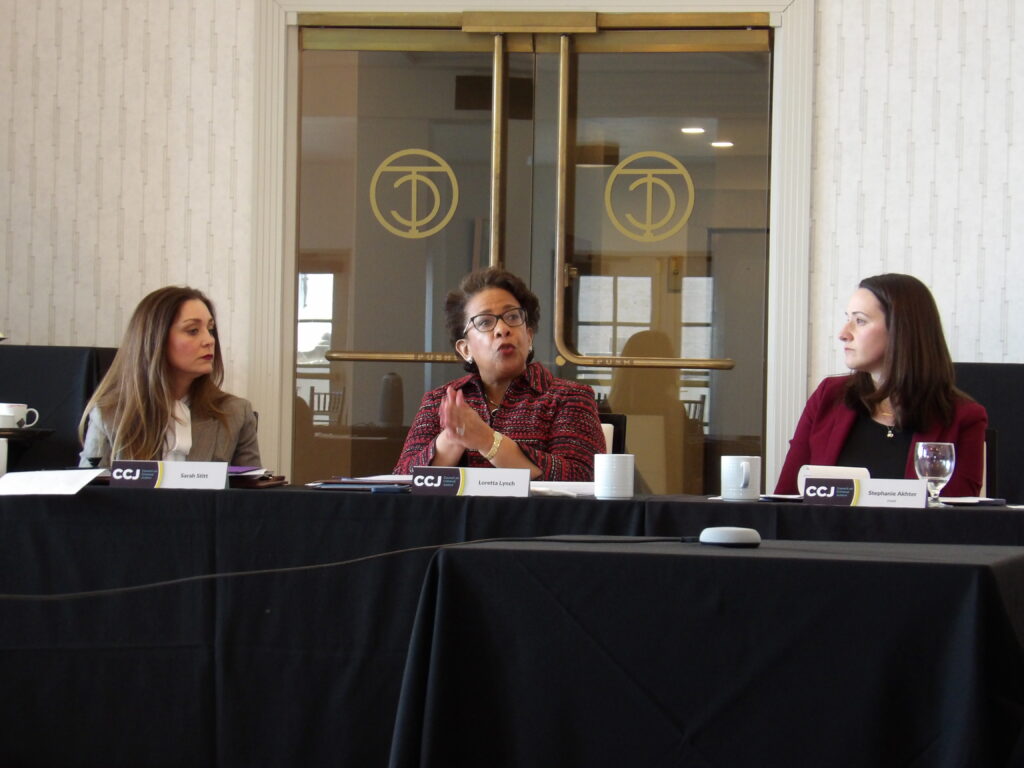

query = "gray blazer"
[79,395,261,468]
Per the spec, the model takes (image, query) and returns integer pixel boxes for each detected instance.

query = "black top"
[836,408,912,478]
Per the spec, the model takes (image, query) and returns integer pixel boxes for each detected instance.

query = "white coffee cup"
[720,455,761,501]
[0,403,39,429]
[594,453,635,500]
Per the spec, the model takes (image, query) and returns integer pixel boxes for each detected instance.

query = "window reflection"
[577,275,652,355]
[297,273,334,364]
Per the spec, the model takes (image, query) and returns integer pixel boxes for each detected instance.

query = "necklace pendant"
[886,426,894,438]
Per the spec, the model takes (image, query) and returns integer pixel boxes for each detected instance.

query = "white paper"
[0,469,104,495]
[530,481,595,497]
[941,497,1004,506]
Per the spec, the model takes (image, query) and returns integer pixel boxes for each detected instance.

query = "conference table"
[2,486,1023,766]
[390,537,1024,767]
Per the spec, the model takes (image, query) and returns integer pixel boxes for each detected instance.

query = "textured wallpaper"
[1,0,1020,406]
[810,0,1023,385]
[0,0,254,394]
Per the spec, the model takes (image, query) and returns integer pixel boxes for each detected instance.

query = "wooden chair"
[310,389,345,427]
[682,394,707,428]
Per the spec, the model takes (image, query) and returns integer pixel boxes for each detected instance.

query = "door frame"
[251,0,814,487]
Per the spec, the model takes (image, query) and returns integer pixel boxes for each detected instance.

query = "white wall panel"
[0,0,254,395]
[810,0,1022,388]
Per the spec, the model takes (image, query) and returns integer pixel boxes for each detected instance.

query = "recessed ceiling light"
[680,127,705,134]
[711,141,734,148]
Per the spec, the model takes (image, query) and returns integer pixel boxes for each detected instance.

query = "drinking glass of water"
[914,442,955,507]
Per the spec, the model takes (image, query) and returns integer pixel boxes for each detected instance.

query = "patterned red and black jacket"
[393,362,605,481]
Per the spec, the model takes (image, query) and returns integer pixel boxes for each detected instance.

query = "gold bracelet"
[482,430,504,462]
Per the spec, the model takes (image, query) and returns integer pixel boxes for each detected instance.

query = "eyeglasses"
[463,307,527,335]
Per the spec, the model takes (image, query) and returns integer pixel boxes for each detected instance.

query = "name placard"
[802,478,927,508]
[411,466,530,497]
[110,460,228,490]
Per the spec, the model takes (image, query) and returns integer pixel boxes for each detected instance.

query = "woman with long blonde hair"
[79,286,260,467]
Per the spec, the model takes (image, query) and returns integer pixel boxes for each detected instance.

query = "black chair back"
[598,412,627,454]
[0,345,117,469]
[954,363,1023,502]
[984,427,998,498]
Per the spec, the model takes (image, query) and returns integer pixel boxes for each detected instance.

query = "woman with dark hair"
[394,267,605,481]
[79,286,260,467]
[775,273,987,496]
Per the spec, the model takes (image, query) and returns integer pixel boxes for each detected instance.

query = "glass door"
[535,32,771,493]
[292,15,772,492]
[294,32,503,483]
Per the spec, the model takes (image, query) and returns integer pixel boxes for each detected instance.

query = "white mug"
[0,403,39,429]
[594,453,635,500]
[721,455,761,501]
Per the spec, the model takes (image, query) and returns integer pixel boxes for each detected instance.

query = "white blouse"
[163,400,193,461]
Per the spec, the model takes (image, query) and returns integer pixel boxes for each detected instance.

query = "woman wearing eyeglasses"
[393,267,605,480]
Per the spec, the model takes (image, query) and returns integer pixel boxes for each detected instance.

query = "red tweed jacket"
[394,362,605,481]
[775,375,988,496]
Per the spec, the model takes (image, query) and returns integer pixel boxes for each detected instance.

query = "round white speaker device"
[698,526,762,548]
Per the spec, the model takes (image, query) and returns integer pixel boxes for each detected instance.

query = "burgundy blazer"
[775,375,988,496]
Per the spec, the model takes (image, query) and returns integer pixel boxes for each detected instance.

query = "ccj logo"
[370,149,459,239]
[411,466,465,495]
[110,460,163,488]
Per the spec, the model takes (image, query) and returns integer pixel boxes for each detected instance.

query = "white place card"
[530,481,594,497]
[412,466,530,497]
[111,460,228,490]
[0,469,105,495]
[803,477,927,508]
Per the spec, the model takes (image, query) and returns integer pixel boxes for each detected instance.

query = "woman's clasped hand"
[394,267,605,482]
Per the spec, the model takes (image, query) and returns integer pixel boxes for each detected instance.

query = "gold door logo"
[370,149,459,239]
[604,151,695,243]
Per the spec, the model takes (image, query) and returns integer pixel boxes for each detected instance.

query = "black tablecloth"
[210,490,642,767]
[0,487,644,767]
[649,494,1024,545]
[0,489,217,765]
[2,487,1023,766]
[391,538,1024,767]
